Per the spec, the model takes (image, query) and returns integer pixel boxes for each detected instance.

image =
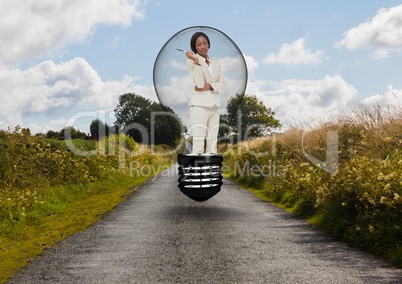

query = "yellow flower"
[384,172,396,181]
[368,225,375,233]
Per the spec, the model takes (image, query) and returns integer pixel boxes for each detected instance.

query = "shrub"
[0,126,175,222]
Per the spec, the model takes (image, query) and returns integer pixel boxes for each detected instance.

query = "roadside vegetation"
[0,126,175,283]
[222,103,402,267]
[1,90,401,282]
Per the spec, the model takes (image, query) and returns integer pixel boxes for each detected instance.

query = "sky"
[1,0,402,134]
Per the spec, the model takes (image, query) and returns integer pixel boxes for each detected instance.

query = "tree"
[61,126,88,140]
[114,93,153,143]
[90,119,110,140]
[221,93,281,141]
[150,103,183,146]
[46,130,62,140]
[114,93,183,146]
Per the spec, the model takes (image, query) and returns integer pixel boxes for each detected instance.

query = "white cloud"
[361,85,402,108]
[337,4,402,59]
[263,38,324,66]
[0,0,146,64]
[243,54,259,73]
[27,119,68,135]
[241,54,259,82]
[164,60,187,71]
[0,57,156,133]
[248,75,357,125]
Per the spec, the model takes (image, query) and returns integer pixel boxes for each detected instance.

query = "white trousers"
[189,105,220,154]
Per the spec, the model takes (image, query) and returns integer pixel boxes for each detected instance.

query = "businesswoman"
[185,32,226,154]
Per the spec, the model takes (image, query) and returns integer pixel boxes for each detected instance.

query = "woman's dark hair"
[190,32,210,54]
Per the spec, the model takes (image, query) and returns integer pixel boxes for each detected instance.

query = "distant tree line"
[45,93,183,147]
[46,120,113,141]
[43,92,281,147]
[46,126,89,140]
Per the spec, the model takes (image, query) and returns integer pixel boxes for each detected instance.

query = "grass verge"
[224,172,402,269]
[0,169,164,283]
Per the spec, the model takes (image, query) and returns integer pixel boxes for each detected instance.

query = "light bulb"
[153,26,247,201]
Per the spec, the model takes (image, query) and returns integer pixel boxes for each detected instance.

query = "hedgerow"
[222,103,402,267]
[0,126,173,223]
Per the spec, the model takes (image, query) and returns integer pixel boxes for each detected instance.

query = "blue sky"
[1,0,402,133]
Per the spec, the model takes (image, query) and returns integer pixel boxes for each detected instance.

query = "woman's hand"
[185,51,200,66]
[195,83,213,92]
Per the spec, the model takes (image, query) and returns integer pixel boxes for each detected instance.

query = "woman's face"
[195,36,209,57]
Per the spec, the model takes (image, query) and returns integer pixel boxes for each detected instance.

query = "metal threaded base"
[177,154,223,202]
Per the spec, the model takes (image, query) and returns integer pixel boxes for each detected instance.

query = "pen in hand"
[177,49,200,66]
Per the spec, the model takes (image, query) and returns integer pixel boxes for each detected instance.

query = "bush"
[0,126,175,222]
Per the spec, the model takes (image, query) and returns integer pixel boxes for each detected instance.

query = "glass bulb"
[153,26,247,201]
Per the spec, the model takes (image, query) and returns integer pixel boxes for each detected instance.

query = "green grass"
[0,170,163,283]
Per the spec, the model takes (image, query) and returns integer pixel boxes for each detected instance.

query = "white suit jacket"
[186,53,226,107]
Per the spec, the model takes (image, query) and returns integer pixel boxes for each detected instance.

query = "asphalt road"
[9,166,402,283]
